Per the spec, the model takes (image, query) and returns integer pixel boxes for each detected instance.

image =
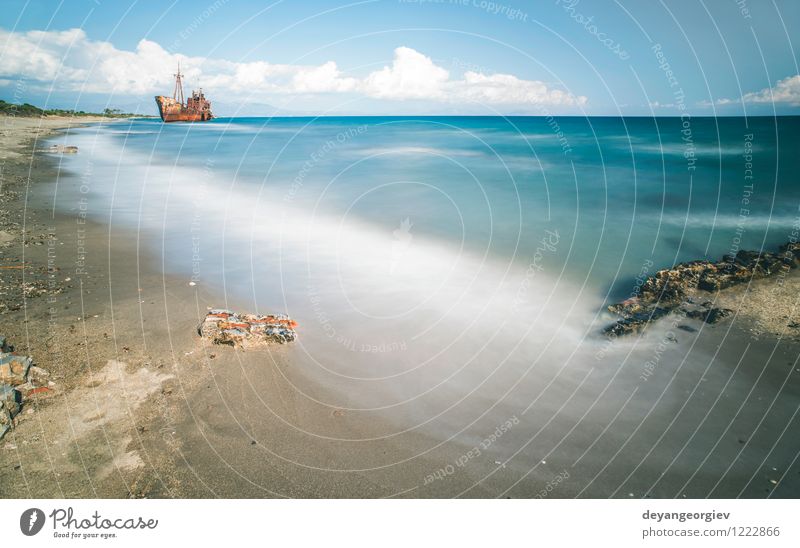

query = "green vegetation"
[0,100,147,118]
[0,100,45,116]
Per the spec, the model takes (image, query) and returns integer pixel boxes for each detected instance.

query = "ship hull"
[155,96,213,123]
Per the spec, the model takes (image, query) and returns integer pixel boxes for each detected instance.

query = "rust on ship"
[155,63,213,122]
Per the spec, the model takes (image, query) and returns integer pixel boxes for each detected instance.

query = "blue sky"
[1,0,799,115]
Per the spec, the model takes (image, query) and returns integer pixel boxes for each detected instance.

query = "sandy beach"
[0,115,205,496]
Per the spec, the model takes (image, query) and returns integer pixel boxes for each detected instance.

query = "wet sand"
[0,115,798,498]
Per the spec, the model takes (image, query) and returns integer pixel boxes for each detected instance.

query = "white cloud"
[457,72,587,105]
[363,46,450,100]
[291,61,359,93]
[0,28,586,108]
[718,74,800,107]
[360,47,586,106]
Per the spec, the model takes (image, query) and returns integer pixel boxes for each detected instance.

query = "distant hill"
[0,100,151,118]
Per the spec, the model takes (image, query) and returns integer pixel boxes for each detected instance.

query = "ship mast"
[172,62,185,105]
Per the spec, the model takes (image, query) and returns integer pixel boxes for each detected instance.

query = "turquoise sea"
[53,115,800,330]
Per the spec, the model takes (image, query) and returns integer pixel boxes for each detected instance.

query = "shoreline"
[1,115,798,498]
[0,115,451,498]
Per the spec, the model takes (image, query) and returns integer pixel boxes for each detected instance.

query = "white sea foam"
[627,143,756,156]
[357,146,484,157]
[653,212,800,229]
[55,129,621,405]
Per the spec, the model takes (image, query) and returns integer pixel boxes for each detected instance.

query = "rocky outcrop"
[0,337,51,441]
[0,384,22,441]
[199,309,298,347]
[0,353,32,386]
[43,144,78,154]
[604,241,800,337]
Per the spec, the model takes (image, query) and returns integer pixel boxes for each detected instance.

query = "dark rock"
[778,241,800,265]
[680,302,732,324]
[705,307,733,324]
[603,241,798,337]
[603,307,671,337]
[0,353,32,386]
[0,384,22,441]
[681,303,711,320]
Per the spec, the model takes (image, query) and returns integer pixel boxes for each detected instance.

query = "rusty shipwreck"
[154,64,213,122]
